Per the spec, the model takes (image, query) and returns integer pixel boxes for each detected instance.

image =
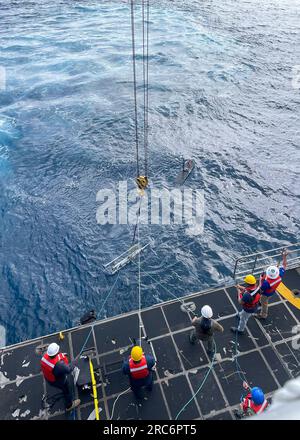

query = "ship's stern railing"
[233,242,300,282]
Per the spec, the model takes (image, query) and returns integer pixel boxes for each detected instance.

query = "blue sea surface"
[0,0,299,345]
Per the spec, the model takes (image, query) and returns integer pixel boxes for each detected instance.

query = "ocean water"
[0,0,299,345]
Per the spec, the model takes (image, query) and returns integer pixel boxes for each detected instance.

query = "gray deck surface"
[1,267,300,420]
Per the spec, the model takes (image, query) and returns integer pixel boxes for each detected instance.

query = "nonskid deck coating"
[1,267,300,420]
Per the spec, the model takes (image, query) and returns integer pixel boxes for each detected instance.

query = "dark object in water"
[80,310,97,325]
[175,158,195,185]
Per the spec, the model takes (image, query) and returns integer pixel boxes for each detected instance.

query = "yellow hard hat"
[131,346,143,362]
[244,274,256,285]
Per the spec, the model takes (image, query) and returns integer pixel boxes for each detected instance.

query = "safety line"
[233,323,249,384]
[110,387,131,420]
[99,271,121,318]
[132,263,197,317]
[131,195,143,245]
[175,340,217,420]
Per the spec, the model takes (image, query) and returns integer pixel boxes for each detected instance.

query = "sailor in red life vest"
[230,274,261,335]
[235,381,269,418]
[123,346,156,399]
[254,250,288,320]
[40,343,80,411]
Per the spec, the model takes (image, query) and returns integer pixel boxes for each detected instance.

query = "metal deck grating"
[1,267,300,420]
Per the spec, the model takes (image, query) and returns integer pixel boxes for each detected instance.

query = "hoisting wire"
[145,0,150,177]
[142,0,146,175]
[130,0,149,192]
[130,0,140,178]
[142,0,150,178]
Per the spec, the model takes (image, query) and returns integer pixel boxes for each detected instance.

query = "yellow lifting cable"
[89,358,100,420]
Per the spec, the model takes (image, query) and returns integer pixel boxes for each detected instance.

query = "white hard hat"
[47,343,60,357]
[266,266,280,279]
[201,305,213,319]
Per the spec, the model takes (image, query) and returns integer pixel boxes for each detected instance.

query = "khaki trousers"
[260,294,269,318]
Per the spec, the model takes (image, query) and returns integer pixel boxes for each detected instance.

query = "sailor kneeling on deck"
[41,343,80,411]
[123,346,156,399]
[235,381,269,418]
[189,305,224,356]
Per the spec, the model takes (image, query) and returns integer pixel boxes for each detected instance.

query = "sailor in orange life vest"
[40,343,80,411]
[234,381,269,418]
[254,249,288,320]
[123,346,156,399]
[230,274,261,335]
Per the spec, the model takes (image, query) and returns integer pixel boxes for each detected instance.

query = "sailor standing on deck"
[230,274,261,335]
[40,343,81,411]
[123,346,156,399]
[189,305,224,356]
[254,250,288,320]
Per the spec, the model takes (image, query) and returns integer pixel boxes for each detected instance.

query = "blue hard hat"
[251,387,265,405]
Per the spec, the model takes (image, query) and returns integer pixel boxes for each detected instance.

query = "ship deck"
[1,267,300,421]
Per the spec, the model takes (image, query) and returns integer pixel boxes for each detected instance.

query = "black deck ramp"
[282,268,300,290]
[0,375,44,420]
[257,303,298,343]
[94,314,140,355]
[2,266,300,420]
[188,367,226,416]
[173,330,209,370]
[246,317,269,347]
[141,307,169,339]
[193,289,235,318]
[162,302,192,332]
[215,350,278,407]
[0,340,42,381]
[275,340,300,377]
[215,317,256,357]
[161,375,200,420]
[107,383,169,420]
[207,410,233,420]
[261,346,292,387]
[151,336,182,379]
